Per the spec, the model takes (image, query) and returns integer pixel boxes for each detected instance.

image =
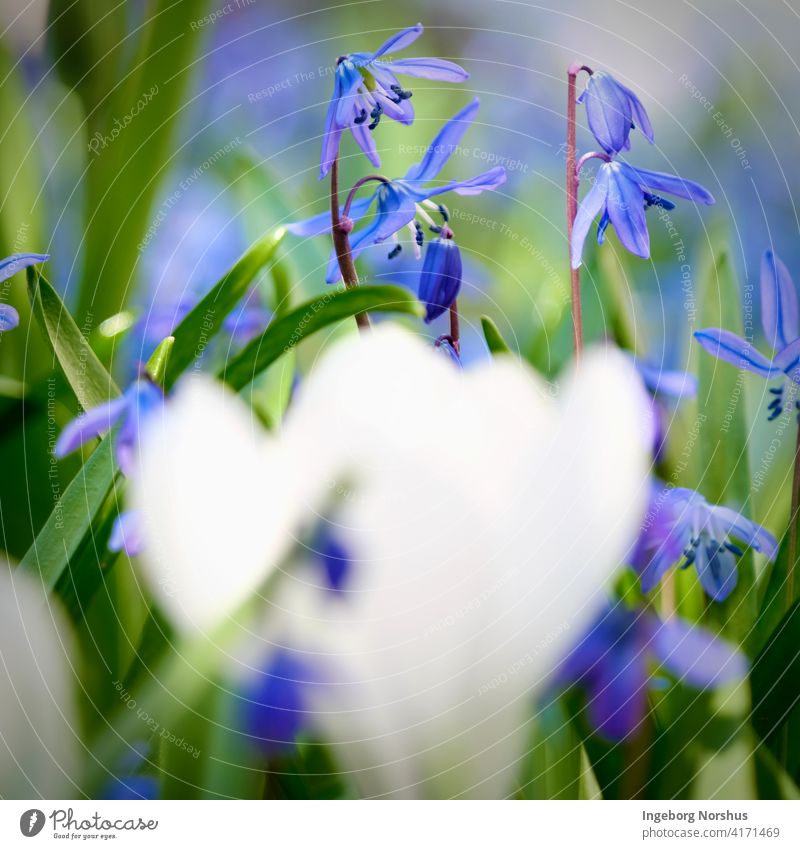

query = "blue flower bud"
[419,231,462,323]
[578,71,654,155]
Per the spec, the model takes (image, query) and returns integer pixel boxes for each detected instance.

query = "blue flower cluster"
[571,72,715,268]
[289,26,508,353]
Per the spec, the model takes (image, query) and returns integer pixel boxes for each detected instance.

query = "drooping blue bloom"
[630,483,778,601]
[578,71,654,155]
[557,603,746,739]
[695,251,800,421]
[55,378,163,476]
[242,650,315,756]
[419,230,462,323]
[0,253,50,331]
[313,526,352,593]
[290,99,506,283]
[571,160,715,268]
[320,24,469,178]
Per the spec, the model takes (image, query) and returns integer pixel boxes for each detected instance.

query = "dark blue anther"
[415,221,424,247]
[353,108,368,125]
[388,244,402,259]
[724,541,744,557]
[643,192,676,211]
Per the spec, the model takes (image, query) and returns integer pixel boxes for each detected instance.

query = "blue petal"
[0,303,19,331]
[694,328,779,377]
[379,57,469,82]
[349,117,381,168]
[419,237,462,322]
[108,510,145,557]
[333,61,366,127]
[315,527,352,593]
[425,165,507,198]
[708,505,779,561]
[774,337,800,379]
[367,24,424,61]
[695,542,738,601]
[761,250,798,351]
[242,650,314,755]
[620,162,715,205]
[586,643,649,740]
[605,162,649,259]
[0,252,50,284]
[102,775,159,800]
[582,72,634,155]
[404,98,480,183]
[287,195,376,238]
[116,380,163,476]
[614,78,655,143]
[651,617,747,688]
[55,396,128,458]
[571,166,610,269]
[635,361,698,400]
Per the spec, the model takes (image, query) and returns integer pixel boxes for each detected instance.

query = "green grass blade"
[219,285,424,392]
[27,267,119,410]
[164,229,286,388]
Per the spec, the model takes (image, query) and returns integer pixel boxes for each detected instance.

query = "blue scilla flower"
[557,603,746,740]
[578,71,654,155]
[571,160,714,269]
[55,379,163,557]
[320,24,469,178]
[419,226,462,323]
[0,253,50,331]
[695,251,800,421]
[242,649,316,756]
[630,483,778,601]
[290,99,506,283]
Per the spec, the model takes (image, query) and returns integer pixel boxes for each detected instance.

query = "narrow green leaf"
[27,267,119,410]
[751,599,800,746]
[17,436,118,592]
[220,285,424,391]
[481,315,512,355]
[164,229,286,388]
[693,247,756,639]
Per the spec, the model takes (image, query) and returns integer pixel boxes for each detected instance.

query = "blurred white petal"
[0,565,78,798]
[134,327,650,796]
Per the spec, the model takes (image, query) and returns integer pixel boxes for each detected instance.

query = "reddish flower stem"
[330,157,369,332]
[449,299,460,355]
[566,63,593,361]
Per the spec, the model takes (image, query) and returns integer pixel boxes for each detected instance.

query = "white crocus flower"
[0,565,78,798]
[133,326,651,797]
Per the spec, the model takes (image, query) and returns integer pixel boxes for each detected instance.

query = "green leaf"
[27,267,119,410]
[693,246,756,640]
[751,599,800,747]
[481,315,512,356]
[164,229,286,388]
[220,285,424,392]
[517,698,582,799]
[17,436,118,592]
[77,0,208,322]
